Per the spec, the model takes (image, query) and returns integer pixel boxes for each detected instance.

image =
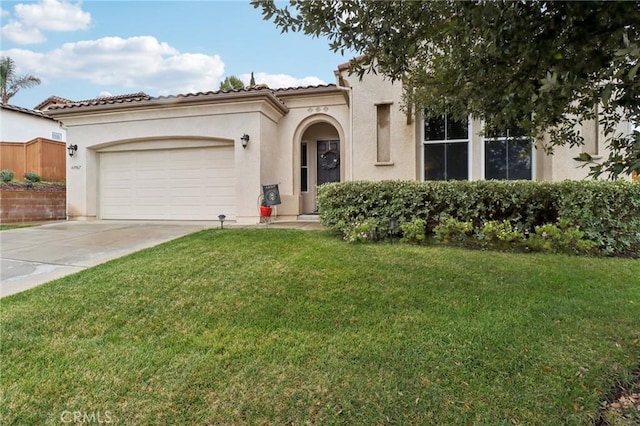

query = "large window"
[484,127,532,180]
[376,103,391,163]
[300,142,308,192]
[423,114,469,180]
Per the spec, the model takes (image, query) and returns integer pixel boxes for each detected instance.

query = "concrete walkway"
[0,219,324,298]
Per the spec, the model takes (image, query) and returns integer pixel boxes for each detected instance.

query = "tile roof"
[0,103,57,120]
[45,85,340,112]
[43,92,152,110]
[33,95,74,111]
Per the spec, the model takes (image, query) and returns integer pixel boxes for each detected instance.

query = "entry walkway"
[1,219,324,297]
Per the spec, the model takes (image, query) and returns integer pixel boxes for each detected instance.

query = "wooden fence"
[0,138,66,181]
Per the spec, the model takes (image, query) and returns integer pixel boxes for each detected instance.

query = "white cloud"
[2,0,90,44]
[15,0,90,32]
[241,72,326,89]
[2,36,226,95]
[1,21,46,44]
[1,35,328,100]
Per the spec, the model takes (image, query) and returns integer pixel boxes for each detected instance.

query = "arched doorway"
[299,121,343,214]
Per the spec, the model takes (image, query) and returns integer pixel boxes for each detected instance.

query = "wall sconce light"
[240,134,250,149]
[67,144,78,157]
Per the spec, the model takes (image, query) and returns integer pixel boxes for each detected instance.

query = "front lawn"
[2,229,639,424]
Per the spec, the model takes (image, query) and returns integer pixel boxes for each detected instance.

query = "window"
[484,127,532,180]
[423,114,469,180]
[300,143,308,192]
[376,103,391,163]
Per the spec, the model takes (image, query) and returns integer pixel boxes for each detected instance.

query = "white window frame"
[480,125,536,180]
[421,114,473,181]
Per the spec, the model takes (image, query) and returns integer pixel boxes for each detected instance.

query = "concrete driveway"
[0,220,217,297]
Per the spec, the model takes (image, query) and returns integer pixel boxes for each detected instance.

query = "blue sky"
[1,0,355,109]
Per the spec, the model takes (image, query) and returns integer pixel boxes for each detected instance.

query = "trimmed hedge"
[317,180,640,256]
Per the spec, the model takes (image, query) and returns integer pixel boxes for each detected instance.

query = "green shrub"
[400,218,427,244]
[1,170,14,183]
[481,220,526,244]
[555,181,640,256]
[317,180,639,256]
[342,218,382,243]
[24,172,41,182]
[433,215,474,244]
[526,220,598,255]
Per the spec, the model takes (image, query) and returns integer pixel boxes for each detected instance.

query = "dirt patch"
[597,371,640,425]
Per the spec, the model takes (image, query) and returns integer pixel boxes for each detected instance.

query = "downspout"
[334,80,354,181]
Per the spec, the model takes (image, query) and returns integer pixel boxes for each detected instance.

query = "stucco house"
[0,103,66,144]
[0,104,67,181]
[45,62,632,223]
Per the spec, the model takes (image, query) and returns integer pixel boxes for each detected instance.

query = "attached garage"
[99,145,235,220]
[46,88,307,222]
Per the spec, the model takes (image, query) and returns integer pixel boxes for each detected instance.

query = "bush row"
[317,180,640,256]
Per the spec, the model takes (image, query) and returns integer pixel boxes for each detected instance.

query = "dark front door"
[317,140,340,186]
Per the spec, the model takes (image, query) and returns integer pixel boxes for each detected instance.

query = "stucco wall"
[59,100,284,222]
[275,92,349,215]
[339,71,417,181]
[340,69,633,182]
[0,108,66,143]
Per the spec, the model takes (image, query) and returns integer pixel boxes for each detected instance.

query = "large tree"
[219,75,245,91]
[253,0,640,178]
[0,56,41,105]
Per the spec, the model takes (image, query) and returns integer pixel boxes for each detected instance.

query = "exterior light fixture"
[67,144,78,157]
[218,214,226,229]
[240,134,250,149]
[388,216,398,243]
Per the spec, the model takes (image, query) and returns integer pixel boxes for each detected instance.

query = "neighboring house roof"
[0,103,57,121]
[35,92,151,111]
[45,85,342,116]
[34,95,74,111]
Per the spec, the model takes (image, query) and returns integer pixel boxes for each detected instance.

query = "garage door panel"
[100,146,236,220]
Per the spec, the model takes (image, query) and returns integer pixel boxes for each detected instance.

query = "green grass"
[0,223,38,231]
[2,229,639,425]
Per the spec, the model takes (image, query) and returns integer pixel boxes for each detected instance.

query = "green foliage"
[317,180,640,256]
[23,172,40,182]
[554,180,640,255]
[399,218,426,244]
[342,218,382,243]
[1,169,14,182]
[433,215,473,244]
[527,221,598,255]
[481,220,525,244]
[0,56,41,104]
[431,216,597,255]
[219,75,245,91]
[254,1,640,178]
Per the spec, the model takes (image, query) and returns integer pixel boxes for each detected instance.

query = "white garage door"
[99,146,235,220]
